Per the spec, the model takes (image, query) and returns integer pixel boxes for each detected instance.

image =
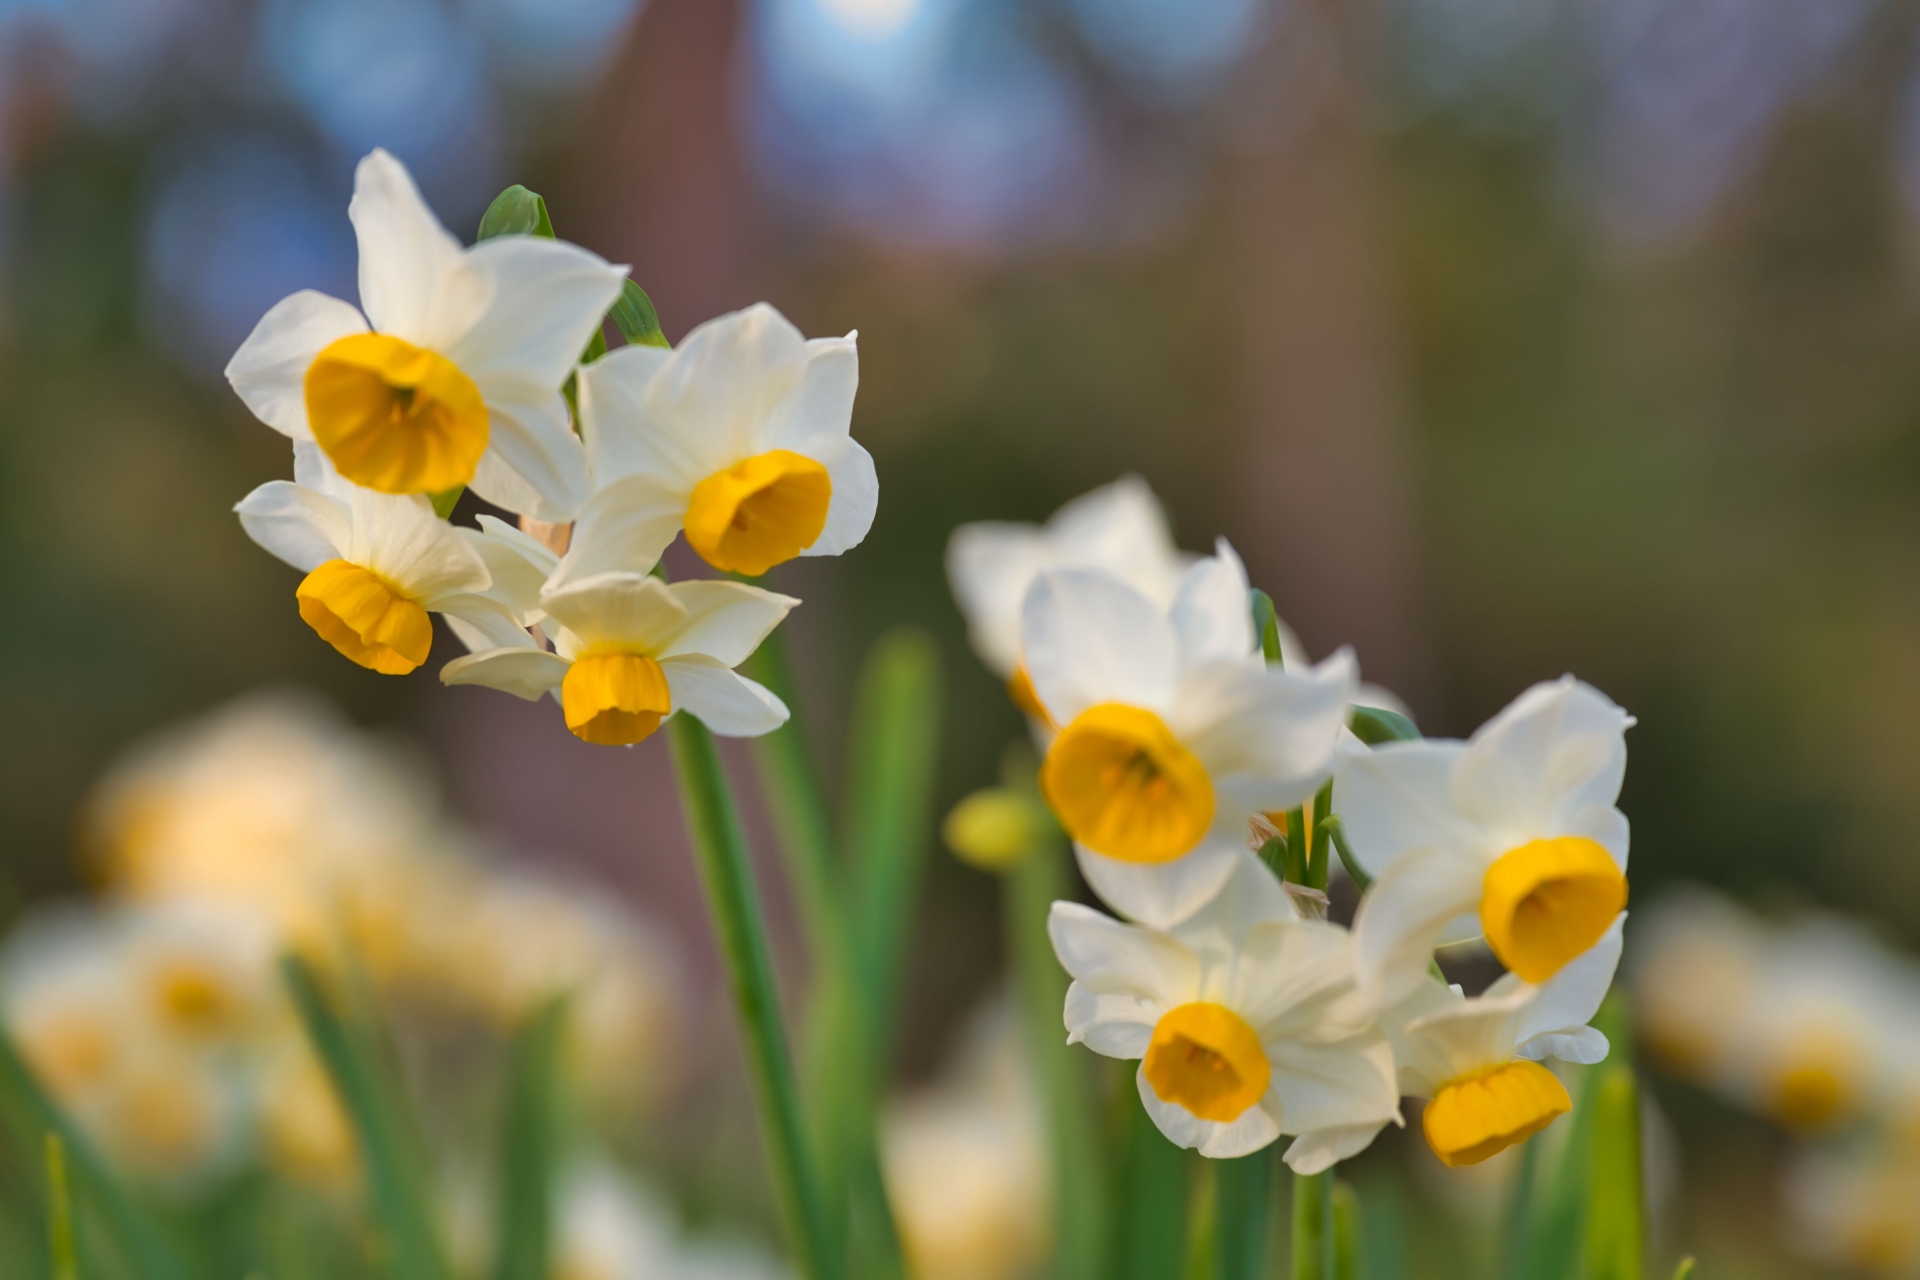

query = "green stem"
[1010,837,1110,1280]
[1290,1170,1330,1280]
[1324,818,1371,892]
[1500,1128,1540,1280]
[45,1134,76,1280]
[1330,1181,1362,1280]
[1213,1151,1271,1280]
[667,716,839,1280]
[1119,1089,1189,1280]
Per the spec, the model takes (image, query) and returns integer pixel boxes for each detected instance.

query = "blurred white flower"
[881,997,1051,1280]
[1048,854,1397,1167]
[1786,1141,1920,1276]
[226,148,624,519]
[1023,540,1354,928]
[569,304,876,578]
[1342,677,1632,1003]
[553,1160,794,1280]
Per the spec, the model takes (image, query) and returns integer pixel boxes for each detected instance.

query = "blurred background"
[5,0,1920,1275]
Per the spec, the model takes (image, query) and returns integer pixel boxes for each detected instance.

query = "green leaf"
[0,1025,196,1280]
[281,955,450,1280]
[1331,1181,1362,1280]
[668,715,841,1280]
[1583,1063,1644,1280]
[609,280,669,349]
[1117,1091,1188,1280]
[1323,818,1372,892]
[491,997,569,1280]
[45,1134,76,1280]
[1248,590,1284,666]
[1348,706,1419,745]
[1670,1260,1695,1280]
[1212,1152,1271,1280]
[1291,1171,1330,1280]
[477,185,553,241]
[429,487,463,519]
[845,628,943,1037]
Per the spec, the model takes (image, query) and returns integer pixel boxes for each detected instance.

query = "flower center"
[562,653,673,746]
[296,559,433,675]
[1422,1060,1571,1167]
[1142,1002,1270,1122]
[1041,703,1215,863]
[1770,1035,1860,1131]
[1480,836,1627,983]
[152,963,239,1037]
[304,332,488,495]
[683,449,833,575]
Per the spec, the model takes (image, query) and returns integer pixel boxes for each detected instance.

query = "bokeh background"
[5,0,1920,1274]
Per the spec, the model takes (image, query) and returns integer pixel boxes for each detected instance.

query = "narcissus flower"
[237,445,529,675]
[1023,542,1355,928]
[226,149,625,519]
[1341,677,1633,1002]
[568,304,876,578]
[1388,913,1622,1168]
[1048,854,1398,1165]
[441,572,795,745]
[947,476,1191,719]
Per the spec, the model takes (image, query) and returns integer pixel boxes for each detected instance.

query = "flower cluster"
[7,694,684,1187]
[228,149,875,746]
[947,478,1634,1171]
[1633,890,1920,1274]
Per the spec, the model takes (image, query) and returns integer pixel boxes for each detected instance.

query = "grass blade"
[1331,1181,1362,1280]
[668,715,841,1280]
[1119,1089,1189,1280]
[1291,1171,1330,1280]
[0,1025,196,1280]
[492,996,569,1280]
[45,1134,76,1280]
[281,954,449,1280]
[1213,1152,1271,1280]
[1583,1062,1644,1280]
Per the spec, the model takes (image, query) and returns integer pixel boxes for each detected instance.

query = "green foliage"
[1117,1091,1188,1280]
[1213,1152,1271,1280]
[492,997,569,1280]
[1330,1181,1362,1280]
[476,186,554,241]
[1584,1063,1644,1280]
[1291,1169,1330,1280]
[1249,589,1285,666]
[610,280,670,349]
[46,1134,77,1280]
[1348,706,1420,745]
[280,954,450,1280]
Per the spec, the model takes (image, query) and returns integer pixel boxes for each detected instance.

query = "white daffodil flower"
[1341,677,1633,1004]
[226,149,626,520]
[440,572,795,746]
[946,476,1192,717]
[567,303,877,579]
[1048,854,1398,1167]
[1306,914,1623,1172]
[236,444,530,676]
[1022,541,1356,928]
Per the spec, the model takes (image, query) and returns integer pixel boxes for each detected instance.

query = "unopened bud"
[943,788,1043,872]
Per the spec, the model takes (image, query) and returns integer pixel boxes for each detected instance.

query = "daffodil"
[947,476,1191,718]
[1341,676,1633,1003]
[567,303,876,578]
[1023,542,1355,927]
[441,572,795,746]
[236,443,531,675]
[1786,1142,1920,1274]
[1384,913,1622,1168]
[226,148,625,519]
[1048,854,1398,1165]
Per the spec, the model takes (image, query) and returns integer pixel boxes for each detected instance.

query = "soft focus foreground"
[9,0,1920,1277]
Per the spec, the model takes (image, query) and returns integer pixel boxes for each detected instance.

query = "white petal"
[445,236,625,391]
[1048,901,1196,1004]
[1519,1027,1609,1065]
[1333,739,1478,878]
[1266,1031,1401,1135]
[347,489,490,601]
[541,572,687,652]
[1283,1123,1393,1175]
[225,291,368,439]
[1230,920,1363,1038]
[1350,846,1483,1007]
[796,431,877,558]
[1511,912,1625,1052]
[661,657,790,736]
[945,524,1051,675]
[440,647,570,700]
[1398,990,1534,1090]
[466,385,591,522]
[1061,982,1159,1058]
[433,593,537,653]
[1135,1070,1282,1159]
[640,303,812,470]
[234,480,350,572]
[462,517,558,619]
[1176,649,1357,811]
[548,473,685,589]
[1023,569,1180,723]
[1168,539,1255,668]
[348,148,484,347]
[765,334,858,449]
[1453,676,1633,854]
[1168,849,1300,951]
[574,343,695,488]
[1074,839,1244,932]
[658,580,799,666]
